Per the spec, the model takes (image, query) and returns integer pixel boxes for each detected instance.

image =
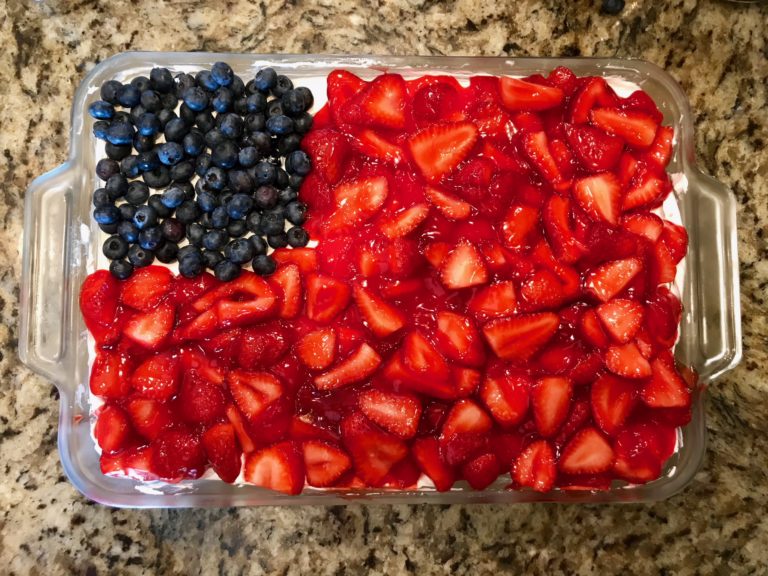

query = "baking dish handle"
[19,163,77,385]
[686,168,742,382]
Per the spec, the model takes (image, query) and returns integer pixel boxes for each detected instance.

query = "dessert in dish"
[81,63,693,494]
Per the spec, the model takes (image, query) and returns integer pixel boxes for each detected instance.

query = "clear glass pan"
[19,52,741,507]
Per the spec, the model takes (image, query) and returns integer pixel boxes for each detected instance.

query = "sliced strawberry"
[352,129,405,165]
[411,77,463,124]
[408,122,478,181]
[453,156,497,189]
[327,69,366,121]
[569,77,616,124]
[439,241,489,290]
[622,174,665,211]
[178,373,227,425]
[94,404,133,454]
[617,151,639,188]
[305,273,351,324]
[215,296,277,329]
[272,247,318,274]
[288,415,338,442]
[296,327,337,371]
[268,264,302,319]
[500,204,539,250]
[303,440,352,487]
[645,287,682,348]
[243,441,305,494]
[358,389,422,439]
[519,269,565,312]
[340,411,408,485]
[151,427,207,481]
[482,312,560,361]
[559,427,615,474]
[462,453,501,490]
[227,370,283,423]
[622,213,664,242]
[643,125,674,167]
[453,366,482,397]
[578,308,610,349]
[192,272,275,313]
[531,376,573,437]
[439,399,493,466]
[591,374,638,435]
[326,176,389,234]
[500,77,564,111]
[543,194,585,263]
[202,423,242,484]
[480,373,531,427]
[468,281,517,321]
[353,284,407,338]
[380,203,430,239]
[522,131,570,192]
[236,324,290,370]
[651,240,678,288]
[101,446,157,481]
[125,397,173,441]
[641,356,691,408]
[226,404,256,453]
[341,73,407,130]
[179,347,226,385]
[171,271,219,307]
[79,270,120,338]
[314,343,382,391]
[412,437,455,492]
[175,309,218,341]
[612,423,666,483]
[381,350,457,399]
[130,351,181,401]
[200,327,241,361]
[90,350,132,399]
[661,220,688,263]
[584,257,643,302]
[120,266,173,311]
[596,298,644,343]
[513,439,556,492]
[435,311,485,367]
[573,173,621,225]
[123,303,175,349]
[605,342,652,379]
[402,330,451,382]
[423,241,451,268]
[424,186,472,220]
[563,123,624,172]
[591,108,658,148]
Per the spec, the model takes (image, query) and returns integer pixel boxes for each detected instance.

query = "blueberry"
[105,143,132,161]
[211,206,230,229]
[254,67,278,92]
[268,232,289,249]
[199,212,215,230]
[276,134,302,156]
[287,226,310,247]
[250,131,273,155]
[272,75,293,97]
[255,185,279,210]
[161,217,185,242]
[285,150,311,176]
[214,259,240,281]
[278,187,298,205]
[196,191,218,214]
[227,193,254,219]
[157,142,185,166]
[228,170,254,194]
[92,188,110,208]
[252,254,276,276]
[233,97,249,116]
[212,87,234,113]
[204,129,227,150]
[170,160,195,182]
[118,220,139,243]
[196,70,218,91]
[100,80,123,104]
[286,201,308,226]
[261,210,285,235]
[254,161,276,185]
[196,153,213,177]
[161,185,186,208]
[133,134,156,154]
[179,253,203,278]
[178,245,202,261]
[102,235,129,259]
[601,0,625,14]
[120,155,141,178]
[127,244,154,268]
[130,105,147,125]
[266,115,294,135]
[219,190,235,206]
[106,122,135,145]
[295,86,314,111]
[150,67,174,93]
[148,194,172,218]
[93,205,120,225]
[109,259,133,279]
[119,204,137,222]
[224,238,255,264]
[180,181,196,200]
[195,110,216,132]
[218,113,244,139]
[137,150,160,172]
[99,221,119,234]
[244,114,266,133]
[204,166,227,191]
[267,99,284,118]
[293,112,314,135]
[137,113,161,137]
[138,226,164,251]
[125,182,150,205]
[246,212,262,234]
[93,120,110,140]
[183,131,205,157]
[96,158,120,181]
[281,90,306,117]
[155,241,179,263]
[182,87,209,111]
[131,76,152,92]
[89,100,115,120]
[211,62,234,87]
[175,73,197,97]
[238,146,260,168]
[287,174,304,189]
[269,204,286,218]
[132,204,158,230]
[212,141,239,169]
[157,108,177,127]
[117,84,141,107]
[161,92,179,110]
[164,117,189,143]
[143,166,172,189]
[230,75,245,96]
[246,93,267,114]
[250,235,268,255]
[186,223,206,246]
[104,175,128,201]
[203,249,226,270]
[140,90,162,112]
[202,229,229,250]
[227,219,247,238]
[179,103,197,125]
[112,111,133,125]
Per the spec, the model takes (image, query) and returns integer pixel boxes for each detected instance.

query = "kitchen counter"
[1,0,767,573]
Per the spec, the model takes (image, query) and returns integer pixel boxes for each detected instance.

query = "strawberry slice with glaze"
[327,69,366,122]
[341,74,407,130]
[605,342,652,379]
[202,422,242,484]
[120,266,173,311]
[435,311,485,367]
[305,273,351,324]
[532,376,573,437]
[131,351,181,401]
[358,389,422,439]
[542,194,585,263]
[268,264,302,319]
[438,399,493,467]
[90,350,132,399]
[499,77,564,111]
[227,370,283,423]
[612,423,667,483]
[303,440,352,487]
[408,122,478,181]
[314,343,382,391]
[151,427,207,481]
[226,404,256,453]
[522,131,571,192]
[352,129,405,165]
[272,248,318,274]
[439,241,489,290]
[425,186,472,220]
[591,108,658,148]
[564,123,624,172]
[559,427,615,474]
[403,330,451,383]
[126,397,173,441]
[297,327,337,371]
[94,404,134,454]
[569,77,616,124]
[123,303,175,349]
[596,298,644,343]
[623,174,665,211]
[573,173,621,225]
[500,204,540,251]
[380,203,430,239]
[341,411,408,485]
[462,453,501,490]
[622,213,664,242]
[468,281,518,321]
[480,372,531,427]
[584,257,643,302]
[661,220,689,263]
[591,373,638,435]
[519,269,565,312]
[326,176,389,234]
[412,437,456,492]
[641,354,691,408]
[244,441,305,495]
[513,439,556,492]
[482,312,560,361]
[79,270,120,341]
[353,284,407,338]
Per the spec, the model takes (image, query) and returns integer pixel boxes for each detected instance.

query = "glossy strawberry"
[353,284,407,337]
[408,122,478,181]
[314,343,382,391]
[412,437,455,492]
[482,312,560,361]
[513,440,556,492]
[121,266,173,311]
[480,372,531,427]
[341,412,408,485]
[151,427,207,481]
[358,389,422,439]
[202,422,242,484]
[591,374,637,436]
[500,77,564,111]
[243,441,305,494]
[303,440,352,487]
[94,404,134,454]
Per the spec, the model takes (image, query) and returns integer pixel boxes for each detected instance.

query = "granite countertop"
[1,0,767,573]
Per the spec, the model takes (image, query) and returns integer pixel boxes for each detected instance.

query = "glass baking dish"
[19,52,741,507]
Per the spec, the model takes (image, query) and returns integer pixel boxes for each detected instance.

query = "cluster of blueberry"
[89,62,313,280]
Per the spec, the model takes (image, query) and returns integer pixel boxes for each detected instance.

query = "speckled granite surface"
[1,0,767,573]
